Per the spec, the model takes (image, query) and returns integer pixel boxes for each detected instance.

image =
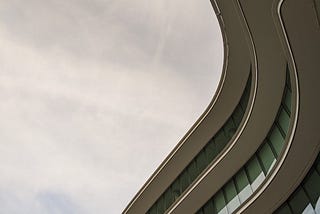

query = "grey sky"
[0,0,223,213]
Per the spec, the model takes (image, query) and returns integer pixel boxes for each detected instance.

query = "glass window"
[278,107,290,135]
[156,196,165,214]
[245,156,265,191]
[164,187,173,210]
[203,200,216,214]
[283,89,292,114]
[232,105,245,126]
[196,150,209,174]
[172,179,181,200]
[303,170,320,207]
[234,169,252,203]
[205,139,219,163]
[213,190,227,214]
[224,180,240,213]
[302,203,314,214]
[288,188,310,213]
[180,170,191,192]
[277,203,293,214]
[268,126,284,156]
[258,142,276,174]
[215,130,228,151]
[224,118,236,140]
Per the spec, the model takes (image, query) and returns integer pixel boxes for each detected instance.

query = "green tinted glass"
[275,154,320,214]
[198,71,292,214]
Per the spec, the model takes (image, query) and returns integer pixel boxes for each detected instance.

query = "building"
[123,0,320,213]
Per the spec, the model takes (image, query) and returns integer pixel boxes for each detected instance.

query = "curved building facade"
[124,0,320,213]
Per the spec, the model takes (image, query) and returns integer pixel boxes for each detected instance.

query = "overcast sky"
[0,0,223,213]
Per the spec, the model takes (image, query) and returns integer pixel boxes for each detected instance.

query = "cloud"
[0,0,223,213]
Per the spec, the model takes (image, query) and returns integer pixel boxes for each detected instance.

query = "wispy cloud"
[0,0,223,213]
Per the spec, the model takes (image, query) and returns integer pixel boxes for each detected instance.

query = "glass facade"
[197,71,292,214]
[275,153,320,214]
[148,73,252,214]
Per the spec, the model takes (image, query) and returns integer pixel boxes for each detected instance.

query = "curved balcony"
[197,71,292,214]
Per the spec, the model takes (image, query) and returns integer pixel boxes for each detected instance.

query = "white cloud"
[0,0,223,213]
